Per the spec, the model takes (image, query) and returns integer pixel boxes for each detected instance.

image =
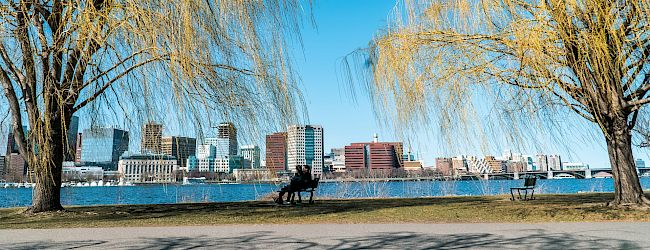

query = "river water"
[2,178,650,208]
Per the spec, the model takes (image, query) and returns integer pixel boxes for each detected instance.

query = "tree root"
[605,195,650,210]
[23,205,65,215]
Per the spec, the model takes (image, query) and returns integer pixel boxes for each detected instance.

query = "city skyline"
[3,117,650,169]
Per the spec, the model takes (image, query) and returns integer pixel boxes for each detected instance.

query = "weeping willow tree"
[0,0,306,213]
[350,0,650,206]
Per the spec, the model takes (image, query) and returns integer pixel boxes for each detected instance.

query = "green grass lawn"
[1,193,649,229]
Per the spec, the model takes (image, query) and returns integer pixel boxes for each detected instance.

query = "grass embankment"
[1,193,649,229]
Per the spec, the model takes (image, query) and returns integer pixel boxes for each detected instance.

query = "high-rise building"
[241,145,261,169]
[80,127,129,171]
[636,159,646,168]
[64,116,79,161]
[141,122,163,154]
[161,136,196,170]
[74,133,83,163]
[344,135,403,172]
[265,132,287,172]
[287,125,324,177]
[214,122,237,157]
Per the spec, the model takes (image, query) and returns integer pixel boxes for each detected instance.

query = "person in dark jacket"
[275,166,311,204]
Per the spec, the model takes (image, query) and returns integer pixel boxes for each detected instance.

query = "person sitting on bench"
[276,165,310,204]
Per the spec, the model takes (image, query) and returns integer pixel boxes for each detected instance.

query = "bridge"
[456,167,650,180]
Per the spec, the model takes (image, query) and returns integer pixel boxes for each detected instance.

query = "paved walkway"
[1,223,649,249]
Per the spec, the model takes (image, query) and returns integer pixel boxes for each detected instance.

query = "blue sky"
[291,0,649,168]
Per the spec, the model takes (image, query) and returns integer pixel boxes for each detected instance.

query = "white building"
[197,122,240,173]
[241,145,261,169]
[331,148,346,173]
[197,144,216,159]
[198,158,214,172]
[118,154,178,183]
[287,125,324,177]
[215,157,230,173]
[467,156,491,174]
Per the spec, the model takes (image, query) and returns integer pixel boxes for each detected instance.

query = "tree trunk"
[29,156,64,213]
[605,117,649,206]
[27,113,67,213]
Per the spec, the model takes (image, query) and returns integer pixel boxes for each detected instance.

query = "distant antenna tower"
[373,133,379,143]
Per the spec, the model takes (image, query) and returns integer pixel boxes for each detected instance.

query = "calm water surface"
[2,178,650,208]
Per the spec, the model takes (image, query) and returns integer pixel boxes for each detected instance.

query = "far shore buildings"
[344,134,403,172]
[188,122,242,174]
[118,153,178,183]
[436,151,584,176]
[287,125,324,177]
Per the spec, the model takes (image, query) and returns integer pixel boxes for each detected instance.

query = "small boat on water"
[553,173,576,179]
[183,177,206,185]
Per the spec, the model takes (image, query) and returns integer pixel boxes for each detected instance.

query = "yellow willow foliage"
[0,0,306,183]
[351,0,650,153]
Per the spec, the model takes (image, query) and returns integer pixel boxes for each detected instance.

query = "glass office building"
[80,127,129,171]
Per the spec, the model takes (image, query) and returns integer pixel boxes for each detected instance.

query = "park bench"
[289,178,320,204]
[510,177,536,201]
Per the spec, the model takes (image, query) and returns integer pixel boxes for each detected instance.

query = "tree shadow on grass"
[0,193,639,227]
[2,229,643,249]
[1,196,499,227]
